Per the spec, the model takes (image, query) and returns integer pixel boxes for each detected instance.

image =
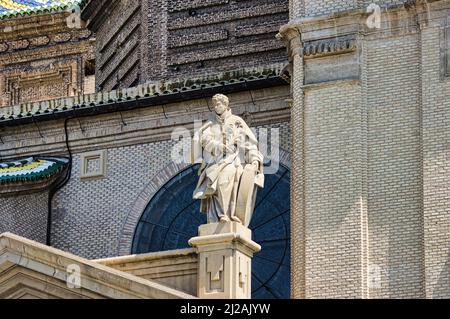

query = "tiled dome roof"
[0,0,82,19]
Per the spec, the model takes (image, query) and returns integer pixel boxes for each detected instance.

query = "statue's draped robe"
[193,112,264,223]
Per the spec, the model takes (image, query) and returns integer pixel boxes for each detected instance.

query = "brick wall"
[420,23,450,299]
[0,192,48,243]
[164,0,289,81]
[287,0,449,299]
[84,0,289,90]
[364,33,424,299]
[292,0,408,18]
[52,140,175,258]
[94,0,142,91]
[51,121,290,259]
[302,83,365,298]
[303,0,357,16]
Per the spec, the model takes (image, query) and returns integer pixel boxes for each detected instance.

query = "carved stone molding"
[29,36,51,47]
[80,150,107,180]
[303,36,357,59]
[276,25,301,59]
[0,42,7,52]
[51,32,72,43]
[0,30,93,54]
[2,62,78,107]
[9,39,30,51]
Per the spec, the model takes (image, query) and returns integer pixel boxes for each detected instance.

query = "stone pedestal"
[188,222,261,299]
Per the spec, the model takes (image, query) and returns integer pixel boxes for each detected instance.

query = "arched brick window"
[132,163,291,299]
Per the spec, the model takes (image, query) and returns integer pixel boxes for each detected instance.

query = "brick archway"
[117,149,291,256]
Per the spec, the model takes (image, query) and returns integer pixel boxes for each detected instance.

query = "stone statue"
[192,94,264,227]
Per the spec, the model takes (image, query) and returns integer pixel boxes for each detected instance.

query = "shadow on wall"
[433,252,450,298]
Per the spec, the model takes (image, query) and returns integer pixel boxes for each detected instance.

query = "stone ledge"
[95,248,198,296]
[0,232,196,299]
[95,247,197,264]
[189,222,261,255]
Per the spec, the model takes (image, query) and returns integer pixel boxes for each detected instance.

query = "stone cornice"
[0,30,93,57]
[278,10,363,59]
[277,0,446,58]
[0,40,94,65]
[303,35,357,59]
[277,10,363,42]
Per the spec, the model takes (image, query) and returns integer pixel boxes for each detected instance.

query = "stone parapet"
[0,232,196,299]
[95,248,198,296]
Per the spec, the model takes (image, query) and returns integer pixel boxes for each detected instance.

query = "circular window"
[132,164,290,299]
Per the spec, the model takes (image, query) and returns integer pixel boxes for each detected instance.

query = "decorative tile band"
[0,0,82,19]
[0,157,69,184]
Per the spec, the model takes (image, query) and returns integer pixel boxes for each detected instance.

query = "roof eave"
[0,75,289,128]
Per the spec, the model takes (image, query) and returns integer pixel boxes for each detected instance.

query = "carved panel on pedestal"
[206,254,225,293]
[238,255,250,296]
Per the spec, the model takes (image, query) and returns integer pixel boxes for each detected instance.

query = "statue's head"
[212,94,229,115]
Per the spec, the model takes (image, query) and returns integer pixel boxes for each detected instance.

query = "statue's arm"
[243,138,264,188]
[196,123,224,157]
[192,121,212,163]
[248,144,264,169]
[236,119,263,170]
[206,141,226,157]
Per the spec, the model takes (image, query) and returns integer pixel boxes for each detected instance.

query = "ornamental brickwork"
[81,0,289,91]
[0,9,95,108]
